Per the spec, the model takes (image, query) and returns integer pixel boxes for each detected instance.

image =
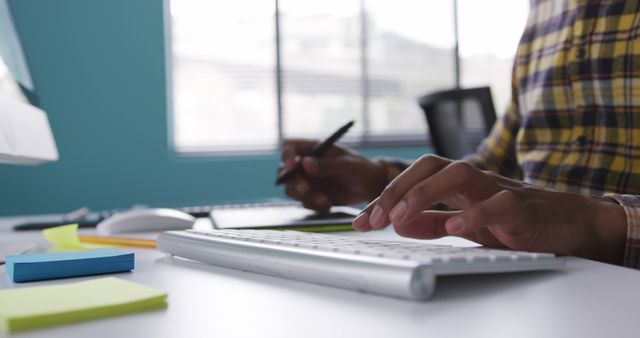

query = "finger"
[363,155,452,229]
[281,146,296,170]
[281,139,317,169]
[393,210,499,246]
[353,213,371,232]
[390,161,500,227]
[353,197,380,232]
[276,161,296,175]
[301,157,351,177]
[393,210,458,239]
[284,177,311,200]
[300,193,332,212]
[281,139,318,158]
[484,170,526,189]
[444,190,523,240]
[282,138,345,159]
[281,153,301,171]
[285,183,301,200]
[285,178,333,212]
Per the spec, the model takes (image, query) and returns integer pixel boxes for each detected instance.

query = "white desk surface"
[1,215,639,338]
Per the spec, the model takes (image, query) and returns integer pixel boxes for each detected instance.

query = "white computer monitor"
[0,0,58,165]
[0,90,58,165]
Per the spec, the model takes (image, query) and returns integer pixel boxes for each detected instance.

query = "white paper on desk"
[0,241,39,264]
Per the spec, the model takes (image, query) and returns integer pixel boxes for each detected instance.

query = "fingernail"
[353,213,369,231]
[446,217,465,234]
[389,200,407,224]
[369,205,384,228]
[287,156,299,169]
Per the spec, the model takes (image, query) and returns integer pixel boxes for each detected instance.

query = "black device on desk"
[209,202,359,232]
[12,205,215,231]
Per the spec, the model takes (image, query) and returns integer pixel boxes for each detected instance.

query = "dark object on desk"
[13,221,99,231]
[210,202,359,231]
[418,86,497,159]
[275,120,355,185]
[13,205,215,231]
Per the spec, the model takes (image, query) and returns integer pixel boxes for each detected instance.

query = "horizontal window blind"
[170,0,528,153]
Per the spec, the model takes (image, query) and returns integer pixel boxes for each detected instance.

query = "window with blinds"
[457,0,529,116]
[169,0,527,154]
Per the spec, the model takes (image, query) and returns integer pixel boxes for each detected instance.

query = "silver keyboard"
[157,229,563,301]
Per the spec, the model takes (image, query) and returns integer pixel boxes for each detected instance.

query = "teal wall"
[0,0,429,216]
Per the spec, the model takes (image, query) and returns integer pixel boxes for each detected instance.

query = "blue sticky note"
[6,249,134,283]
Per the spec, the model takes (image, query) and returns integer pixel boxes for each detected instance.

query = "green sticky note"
[0,277,167,333]
[42,224,111,252]
[43,224,85,250]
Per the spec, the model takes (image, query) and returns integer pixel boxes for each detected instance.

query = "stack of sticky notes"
[6,249,134,283]
[0,277,167,333]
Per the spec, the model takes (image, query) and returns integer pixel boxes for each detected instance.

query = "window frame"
[168,0,463,156]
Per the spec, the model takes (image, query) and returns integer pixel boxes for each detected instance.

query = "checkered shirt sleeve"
[605,194,640,268]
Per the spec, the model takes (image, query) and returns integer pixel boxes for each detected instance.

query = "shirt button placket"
[571,1,589,153]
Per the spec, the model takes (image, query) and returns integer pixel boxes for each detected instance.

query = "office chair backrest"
[418,86,497,160]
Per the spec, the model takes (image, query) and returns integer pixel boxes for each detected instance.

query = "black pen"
[275,120,355,185]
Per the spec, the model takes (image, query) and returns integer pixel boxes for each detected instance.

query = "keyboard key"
[157,229,562,300]
[181,229,556,268]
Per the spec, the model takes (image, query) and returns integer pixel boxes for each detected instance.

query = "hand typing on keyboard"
[353,156,627,265]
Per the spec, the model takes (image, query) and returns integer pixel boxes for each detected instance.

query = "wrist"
[591,197,627,264]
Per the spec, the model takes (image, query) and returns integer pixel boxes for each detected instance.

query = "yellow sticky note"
[43,224,85,250]
[0,277,167,333]
[43,224,110,251]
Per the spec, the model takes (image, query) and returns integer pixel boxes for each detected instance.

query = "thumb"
[301,156,353,177]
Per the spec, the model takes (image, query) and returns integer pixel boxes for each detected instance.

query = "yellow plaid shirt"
[469,0,640,268]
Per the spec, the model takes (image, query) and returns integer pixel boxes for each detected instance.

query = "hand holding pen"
[276,121,355,185]
[277,121,390,212]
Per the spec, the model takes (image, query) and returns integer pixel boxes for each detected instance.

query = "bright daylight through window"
[169,0,528,153]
